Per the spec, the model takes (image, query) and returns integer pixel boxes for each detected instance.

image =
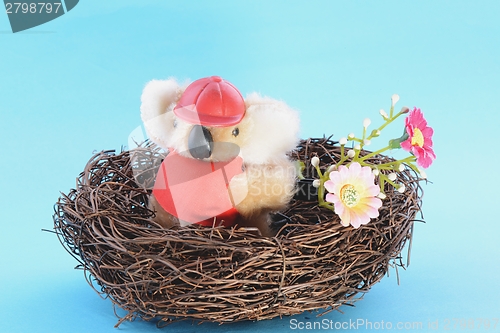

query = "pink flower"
[400,107,436,168]
[324,162,382,228]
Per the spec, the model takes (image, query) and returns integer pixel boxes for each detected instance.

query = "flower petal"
[349,162,362,176]
[421,126,434,138]
[400,138,412,151]
[359,165,373,180]
[359,196,382,210]
[339,208,351,226]
[363,184,381,197]
[410,108,427,128]
[324,180,336,194]
[333,198,345,216]
[325,193,336,204]
[350,214,363,228]
[350,210,370,228]
[357,200,382,218]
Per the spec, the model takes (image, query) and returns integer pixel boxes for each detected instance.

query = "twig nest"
[53,138,423,327]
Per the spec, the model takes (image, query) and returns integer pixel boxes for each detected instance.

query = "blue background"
[1,1,499,332]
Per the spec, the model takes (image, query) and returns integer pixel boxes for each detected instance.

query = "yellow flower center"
[340,184,360,207]
[411,128,424,147]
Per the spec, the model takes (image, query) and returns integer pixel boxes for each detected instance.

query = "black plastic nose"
[188,125,213,159]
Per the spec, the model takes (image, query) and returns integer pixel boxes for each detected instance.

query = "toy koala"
[140,76,300,237]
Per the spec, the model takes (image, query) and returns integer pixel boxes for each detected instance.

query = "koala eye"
[173,119,178,128]
[232,128,239,137]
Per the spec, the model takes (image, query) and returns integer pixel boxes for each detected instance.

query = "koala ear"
[140,78,184,149]
[241,93,300,164]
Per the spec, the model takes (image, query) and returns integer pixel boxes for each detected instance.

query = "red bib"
[152,150,243,227]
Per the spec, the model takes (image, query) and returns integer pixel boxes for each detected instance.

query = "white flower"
[398,164,405,172]
[363,139,371,146]
[339,137,348,145]
[397,184,406,193]
[379,109,389,119]
[348,133,355,139]
[391,94,400,107]
[311,156,320,167]
[312,179,321,188]
[354,144,361,151]
[372,168,379,176]
[363,118,371,129]
[388,173,397,181]
[347,150,356,158]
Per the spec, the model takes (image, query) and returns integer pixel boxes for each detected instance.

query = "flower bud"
[363,118,371,129]
[354,144,361,151]
[327,165,337,173]
[398,164,405,172]
[377,192,387,200]
[312,179,321,188]
[397,184,406,193]
[379,109,389,119]
[348,133,355,139]
[370,129,381,137]
[418,168,427,179]
[400,106,409,114]
[388,173,397,181]
[363,139,371,146]
[372,168,379,176]
[311,156,320,167]
[339,137,348,145]
[391,94,400,107]
[347,150,356,158]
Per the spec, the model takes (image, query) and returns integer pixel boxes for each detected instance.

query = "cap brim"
[174,105,245,127]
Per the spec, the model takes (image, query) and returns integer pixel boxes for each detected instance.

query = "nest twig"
[53,138,423,327]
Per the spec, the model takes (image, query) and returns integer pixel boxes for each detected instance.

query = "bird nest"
[53,137,423,327]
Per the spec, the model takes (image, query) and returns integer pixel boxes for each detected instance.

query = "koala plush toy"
[140,76,300,237]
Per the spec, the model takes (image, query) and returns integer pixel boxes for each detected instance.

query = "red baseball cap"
[173,76,245,127]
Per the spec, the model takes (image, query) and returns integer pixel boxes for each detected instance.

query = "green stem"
[314,164,326,206]
[318,177,325,206]
[353,147,362,162]
[379,177,386,194]
[360,145,392,161]
[386,178,398,188]
[405,160,423,176]
[366,111,405,141]
[374,156,416,170]
[336,148,349,168]
[319,201,334,210]
[379,174,398,189]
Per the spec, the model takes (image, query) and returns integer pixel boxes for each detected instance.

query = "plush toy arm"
[140,79,184,149]
[230,159,297,215]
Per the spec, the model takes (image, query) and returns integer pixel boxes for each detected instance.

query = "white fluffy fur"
[140,79,184,150]
[240,93,300,165]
